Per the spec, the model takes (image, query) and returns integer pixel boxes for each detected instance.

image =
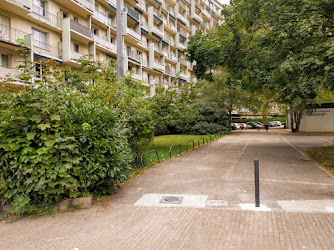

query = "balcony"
[178,28,188,39]
[193,11,203,23]
[94,35,117,53]
[179,1,187,11]
[126,6,140,22]
[70,19,92,39]
[124,27,141,41]
[0,24,30,47]
[179,42,187,50]
[106,0,116,9]
[142,58,149,67]
[202,8,210,18]
[132,73,142,81]
[171,55,178,63]
[30,5,62,29]
[1,0,31,15]
[162,3,175,16]
[93,10,113,27]
[164,21,177,33]
[177,13,189,26]
[154,61,164,72]
[54,0,93,15]
[165,68,175,76]
[152,26,164,39]
[0,66,23,82]
[179,57,188,66]
[71,50,83,60]
[163,50,169,57]
[152,43,163,55]
[180,71,188,79]
[141,22,148,31]
[126,50,142,63]
[33,40,62,60]
[137,0,147,13]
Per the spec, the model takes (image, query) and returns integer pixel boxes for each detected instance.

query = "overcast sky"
[217,0,230,5]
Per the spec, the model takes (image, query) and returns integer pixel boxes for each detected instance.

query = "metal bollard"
[254,160,260,207]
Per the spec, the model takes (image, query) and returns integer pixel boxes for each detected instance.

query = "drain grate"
[160,196,183,204]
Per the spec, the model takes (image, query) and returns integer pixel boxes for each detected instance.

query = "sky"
[217,0,230,5]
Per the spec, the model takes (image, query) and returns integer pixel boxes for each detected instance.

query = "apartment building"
[0,0,223,92]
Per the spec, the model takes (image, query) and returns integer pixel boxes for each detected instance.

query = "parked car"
[267,121,276,127]
[246,122,260,129]
[231,123,241,130]
[272,121,282,126]
[240,123,248,129]
[255,122,263,128]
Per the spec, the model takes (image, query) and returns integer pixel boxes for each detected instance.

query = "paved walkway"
[1,130,334,249]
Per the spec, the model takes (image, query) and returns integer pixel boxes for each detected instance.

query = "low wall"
[300,106,334,132]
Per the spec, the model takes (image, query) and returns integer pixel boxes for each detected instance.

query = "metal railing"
[33,40,62,59]
[32,5,62,29]
[126,49,142,62]
[0,24,29,46]
[93,10,113,27]
[198,138,205,147]
[126,6,140,22]
[70,19,92,38]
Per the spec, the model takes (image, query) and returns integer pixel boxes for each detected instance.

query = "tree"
[187,0,334,131]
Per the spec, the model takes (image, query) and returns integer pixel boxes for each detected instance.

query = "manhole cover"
[160,196,183,204]
[206,200,228,207]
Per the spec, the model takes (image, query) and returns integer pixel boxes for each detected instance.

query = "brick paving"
[1,130,334,249]
[2,205,334,249]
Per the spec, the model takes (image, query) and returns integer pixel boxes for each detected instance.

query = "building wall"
[299,107,334,132]
[0,0,224,90]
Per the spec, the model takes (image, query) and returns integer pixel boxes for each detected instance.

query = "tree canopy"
[186,0,334,130]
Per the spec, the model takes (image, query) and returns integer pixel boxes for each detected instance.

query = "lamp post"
[116,0,124,81]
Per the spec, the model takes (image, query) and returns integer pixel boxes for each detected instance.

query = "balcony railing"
[76,0,93,11]
[153,43,163,53]
[126,6,140,22]
[126,49,142,62]
[70,19,92,38]
[93,10,113,27]
[142,58,149,67]
[178,27,188,38]
[140,39,148,49]
[153,8,161,18]
[154,61,165,71]
[179,1,187,10]
[71,50,83,60]
[171,55,177,62]
[125,27,141,41]
[194,12,203,22]
[33,40,62,59]
[0,24,29,46]
[179,42,187,50]
[179,57,187,65]
[31,5,62,29]
[141,22,148,31]
[153,26,164,38]
[94,35,117,52]
[164,21,177,33]
[177,13,188,26]
[106,0,116,8]
[203,8,210,18]
[163,3,175,16]
[0,66,22,82]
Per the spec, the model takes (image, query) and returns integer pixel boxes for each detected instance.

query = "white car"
[272,121,282,126]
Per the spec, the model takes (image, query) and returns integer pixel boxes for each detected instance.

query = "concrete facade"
[0,0,223,91]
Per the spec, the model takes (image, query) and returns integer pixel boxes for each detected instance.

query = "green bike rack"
[198,137,204,147]
[140,150,160,169]
[186,140,195,151]
[170,144,181,159]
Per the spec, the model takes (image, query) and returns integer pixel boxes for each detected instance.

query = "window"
[61,11,68,18]
[0,54,9,67]
[33,29,47,49]
[110,37,114,44]
[91,27,99,36]
[35,63,46,78]
[0,15,9,40]
[126,46,131,56]
[74,43,79,53]
[33,0,46,17]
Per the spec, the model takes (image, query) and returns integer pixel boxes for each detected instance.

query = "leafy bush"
[0,57,149,214]
[178,103,229,134]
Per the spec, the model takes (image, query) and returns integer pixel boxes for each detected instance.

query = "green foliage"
[0,56,149,215]
[150,83,197,136]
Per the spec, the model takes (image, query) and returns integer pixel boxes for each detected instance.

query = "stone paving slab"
[2,205,334,250]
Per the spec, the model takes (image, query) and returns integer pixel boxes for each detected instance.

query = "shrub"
[0,58,143,214]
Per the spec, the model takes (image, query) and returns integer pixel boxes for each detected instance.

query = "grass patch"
[305,146,334,175]
[141,134,221,168]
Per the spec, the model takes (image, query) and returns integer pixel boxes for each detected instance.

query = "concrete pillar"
[88,42,96,60]
[62,18,71,62]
